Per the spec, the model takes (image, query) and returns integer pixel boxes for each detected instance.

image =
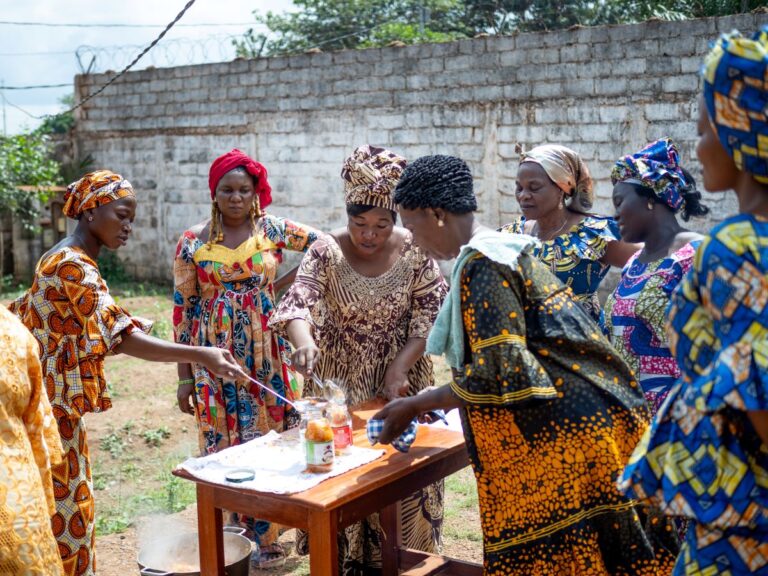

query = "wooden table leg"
[380,500,402,575]
[197,484,224,575]
[308,510,339,576]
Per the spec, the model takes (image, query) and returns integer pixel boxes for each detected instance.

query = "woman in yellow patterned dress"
[173,149,320,567]
[375,154,679,575]
[0,306,63,576]
[11,170,242,576]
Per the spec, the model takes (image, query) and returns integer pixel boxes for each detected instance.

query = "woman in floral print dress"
[173,149,320,567]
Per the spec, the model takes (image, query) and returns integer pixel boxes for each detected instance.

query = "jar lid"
[225,468,256,483]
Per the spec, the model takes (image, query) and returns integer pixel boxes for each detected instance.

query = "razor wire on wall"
[74,33,252,74]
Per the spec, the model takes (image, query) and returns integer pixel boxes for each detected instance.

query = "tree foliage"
[0,133,60,231]
[235,0,765,56]
[36,95,75,136]
[234,0,470,57]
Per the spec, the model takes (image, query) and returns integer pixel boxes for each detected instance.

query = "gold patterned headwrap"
[517,144,594,213]
[63,169,135,219]
[341,145,407,211]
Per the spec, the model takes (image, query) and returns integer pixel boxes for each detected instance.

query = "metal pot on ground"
[137,526,252,576]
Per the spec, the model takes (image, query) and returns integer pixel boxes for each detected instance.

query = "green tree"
[0,133,60,230]
[236,0,764,55]
[36,94,75,136]
[234,0,471,57]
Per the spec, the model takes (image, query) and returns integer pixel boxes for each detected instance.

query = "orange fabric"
[62,170,134,219]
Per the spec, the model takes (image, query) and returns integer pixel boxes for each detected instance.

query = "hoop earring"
[87,216,93,222]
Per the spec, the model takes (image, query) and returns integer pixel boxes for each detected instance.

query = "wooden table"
[173,404,481,575]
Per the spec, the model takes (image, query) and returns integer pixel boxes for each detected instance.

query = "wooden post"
[196,484,224,575]
[308,510,340,576]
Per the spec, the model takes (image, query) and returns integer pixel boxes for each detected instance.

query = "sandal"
[251,543,287,570]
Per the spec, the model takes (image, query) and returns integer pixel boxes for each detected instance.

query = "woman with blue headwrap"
[603,137,709,415]
[620,26,768,575]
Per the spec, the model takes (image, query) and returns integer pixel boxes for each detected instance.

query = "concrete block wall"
[72,13,768,282]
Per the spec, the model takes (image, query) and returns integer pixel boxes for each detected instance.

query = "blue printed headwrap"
[611,138,687,211]
[702,26,768,184]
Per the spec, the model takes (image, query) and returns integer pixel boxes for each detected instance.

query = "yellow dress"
[0,305,64,576]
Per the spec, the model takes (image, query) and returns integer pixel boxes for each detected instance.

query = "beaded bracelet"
[177,378,195,387]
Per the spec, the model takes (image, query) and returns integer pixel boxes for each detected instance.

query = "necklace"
[534,215,569,241]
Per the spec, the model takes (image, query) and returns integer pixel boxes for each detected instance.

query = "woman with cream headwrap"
[620,26,768,575]
[502,144,638,320]
[10,170,242,576]
[270,145,446,575]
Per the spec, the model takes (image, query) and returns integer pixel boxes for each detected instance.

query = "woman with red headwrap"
[172,149,320,567]
[10,170,242,576]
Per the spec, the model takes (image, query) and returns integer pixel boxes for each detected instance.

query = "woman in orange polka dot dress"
[374,155,680,575]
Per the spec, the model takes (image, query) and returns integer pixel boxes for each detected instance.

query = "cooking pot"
[137,526,252,576]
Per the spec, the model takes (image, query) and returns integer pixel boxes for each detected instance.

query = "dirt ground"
[84,295,483,575]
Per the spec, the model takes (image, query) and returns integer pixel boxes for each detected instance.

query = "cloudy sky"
[0,0,293,134]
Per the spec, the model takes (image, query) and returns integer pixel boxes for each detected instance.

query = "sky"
[0,0,294,134]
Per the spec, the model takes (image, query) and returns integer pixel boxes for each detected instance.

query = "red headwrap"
[208,149,272,208]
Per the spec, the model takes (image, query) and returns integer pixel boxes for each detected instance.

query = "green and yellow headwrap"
[702,26,768,183]
[63,169,135,219]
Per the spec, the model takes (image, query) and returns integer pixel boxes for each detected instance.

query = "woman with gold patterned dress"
[620,26,768,576]
[11,170,242,576]
[502,144,638,320]
[270,145,446,575]
[173,149,320,568]
[374,154,679,575]
[0,305,63,576]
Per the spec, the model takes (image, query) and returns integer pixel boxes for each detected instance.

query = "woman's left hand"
[383,367,410,400]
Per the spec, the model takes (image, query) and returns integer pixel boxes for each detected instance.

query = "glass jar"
[299,398,334,473]
[327,402,352,455]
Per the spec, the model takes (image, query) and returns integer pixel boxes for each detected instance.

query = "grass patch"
[142,426,171,447]
[443,467,483,543]
[95,455,197,536]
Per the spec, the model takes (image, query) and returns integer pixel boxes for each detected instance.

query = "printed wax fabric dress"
[602,241,700,414]
[501,215,620,320]
[10,247,152,576]
[173,214,318,451]
[0,305,64,576]
[173,214,318,549]
[270,233,447,575]
[620,215,768,575]
[452,250,679,576]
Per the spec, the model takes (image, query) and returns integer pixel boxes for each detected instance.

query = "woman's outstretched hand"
[372,397,420,444]
[196,347,243,380]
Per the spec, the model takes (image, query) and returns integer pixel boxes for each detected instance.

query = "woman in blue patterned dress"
[620,26,768,575]
[502,144,638,320]
[603,138,708,415]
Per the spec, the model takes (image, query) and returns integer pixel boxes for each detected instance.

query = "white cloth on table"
[177,430,384,495]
